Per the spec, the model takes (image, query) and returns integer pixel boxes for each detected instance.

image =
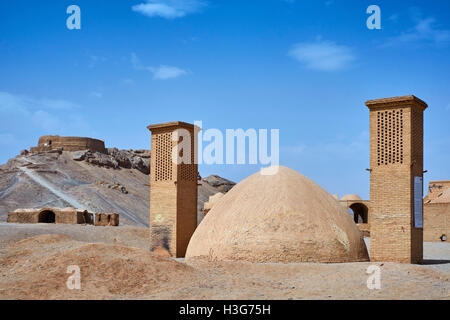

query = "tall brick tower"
[365,96,427,264]
[147,121,199,258]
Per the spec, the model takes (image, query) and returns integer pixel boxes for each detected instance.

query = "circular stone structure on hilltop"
[186,166,369,263]
[30,135,107,154]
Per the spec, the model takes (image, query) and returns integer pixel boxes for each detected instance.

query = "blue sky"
[1,0,449,199]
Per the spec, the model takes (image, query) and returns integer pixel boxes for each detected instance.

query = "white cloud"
[131,52,143,70]
[398,18,450,43]
[148,65,187,79]
[0,91,87,134]
[383,14,450,47]
[288,40,355,71]
[89,55,107,68]
[132,0,206,19]
[0,91,80,113]
[131,53,188,80]
[39,98,81,110]
[90,92,103,98]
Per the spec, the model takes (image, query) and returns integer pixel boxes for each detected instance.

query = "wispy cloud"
[0,91,80,113]
[88,55,107,68]
[131,53,188,80]
[288,39,355,71]
[388,14,399,22]
[0,91,88,134]
[131,52,143,70]
[132,0,206,19]
[90,92,103,98]
[149,65,187,79]
[122,78,135,85]
[383,9,450,47]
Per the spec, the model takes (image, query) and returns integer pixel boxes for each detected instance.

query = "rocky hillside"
[0,149,235,226]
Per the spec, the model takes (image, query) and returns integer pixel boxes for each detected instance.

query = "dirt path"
[0,175,19,200]
[18,166,87,210]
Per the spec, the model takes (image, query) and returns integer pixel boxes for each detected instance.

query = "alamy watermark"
[66,5,81,30]
[66,265,81,290]
[66,5,381,31]
[170,121,280,175]
[366,265,381,290]
[366,5,381,30]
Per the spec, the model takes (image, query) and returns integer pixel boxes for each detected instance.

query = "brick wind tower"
[365,96,428,264]
[147,122,199,258]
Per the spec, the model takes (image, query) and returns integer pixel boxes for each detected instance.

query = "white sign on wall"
[414,176,423,228]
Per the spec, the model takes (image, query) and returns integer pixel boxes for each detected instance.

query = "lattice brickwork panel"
[154,132,173,181]
[178,134,197,181]
[377,109,404,165]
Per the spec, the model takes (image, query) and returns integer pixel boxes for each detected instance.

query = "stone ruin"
[95,213,120,227]
[7,208,119,227]
[28,135,107,154]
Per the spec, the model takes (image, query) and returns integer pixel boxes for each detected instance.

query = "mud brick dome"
[186,166,369,263]
[30,135,107,154]
[341,194,362,201]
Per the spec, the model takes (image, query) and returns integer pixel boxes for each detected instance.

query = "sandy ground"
[0,223,149,250]
[0,223,449,300]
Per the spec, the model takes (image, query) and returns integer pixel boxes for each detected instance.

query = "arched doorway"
[349,203,368,224]
[38,210,56,223]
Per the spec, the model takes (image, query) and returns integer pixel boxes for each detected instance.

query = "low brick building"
[7,208,93,225]
[7,208,120,227]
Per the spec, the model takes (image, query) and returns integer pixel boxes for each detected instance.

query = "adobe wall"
[29,135,106,154]
[423,203,450,242]
[7,209,40,223]
[56,209,93,224]
[94,213,120,226]
[8,208,95,225]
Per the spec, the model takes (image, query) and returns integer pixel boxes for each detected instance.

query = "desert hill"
[0,148,235,226]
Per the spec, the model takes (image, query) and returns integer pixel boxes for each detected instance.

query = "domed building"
[341,194,362,201]
[186,166,369,263]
